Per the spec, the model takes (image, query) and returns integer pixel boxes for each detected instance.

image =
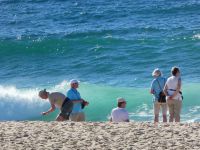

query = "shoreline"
[1,121,200,150]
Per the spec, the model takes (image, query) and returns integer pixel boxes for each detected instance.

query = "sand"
[0,121,200,150]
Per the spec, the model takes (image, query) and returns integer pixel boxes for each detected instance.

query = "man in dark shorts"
[39,89,73,121]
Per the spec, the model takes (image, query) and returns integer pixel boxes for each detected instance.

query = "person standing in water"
[39,89,73,121]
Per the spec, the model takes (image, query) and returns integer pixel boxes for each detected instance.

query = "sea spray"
[0,85,48,120]
[1,81,199,122]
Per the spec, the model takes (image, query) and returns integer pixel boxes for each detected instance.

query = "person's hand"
[80,99,85,103]
[84,101,89,106]
[41,112,48,115]
[168,96,173,100]
[81,99,89,105]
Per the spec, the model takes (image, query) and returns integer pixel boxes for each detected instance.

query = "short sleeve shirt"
[67,88,82,113]
[150,76,166,101]
[166,76,182,101]
[111,107,129,122]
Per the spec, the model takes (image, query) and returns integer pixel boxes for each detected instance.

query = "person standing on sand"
[110,97,129,122]
[150,68,167,123]
[66,79,89,122]
[39,89,73,121]
[164,66,183,122]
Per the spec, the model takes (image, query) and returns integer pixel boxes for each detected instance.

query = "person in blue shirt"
[150,68,167,123]
[66,79,89,121]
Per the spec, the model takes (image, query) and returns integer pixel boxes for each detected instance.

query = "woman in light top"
[164,67,183,122]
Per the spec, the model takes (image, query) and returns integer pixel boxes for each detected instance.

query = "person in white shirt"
[164,66,182,122]
[110,97,129,122]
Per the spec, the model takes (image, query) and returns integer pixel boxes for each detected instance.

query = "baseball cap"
[69,79,79,84]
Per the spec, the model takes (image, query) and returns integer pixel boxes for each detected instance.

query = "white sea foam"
[0,85,47,120]
[193,34,200,39]
[0,81,70,121]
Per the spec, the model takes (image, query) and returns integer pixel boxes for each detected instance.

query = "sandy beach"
[1,121,200,150]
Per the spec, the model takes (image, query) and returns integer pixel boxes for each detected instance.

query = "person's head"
[117,97,127,108]
[70,79,79,89]
[171,66,180,77]
[38,89,48,99]
[152,68,162,78]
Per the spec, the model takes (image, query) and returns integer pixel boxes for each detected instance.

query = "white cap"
[69,79,79,84]
[152,68,162,77]
[117,97,126,103]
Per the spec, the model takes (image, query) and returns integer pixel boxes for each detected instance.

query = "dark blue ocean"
[0,0,200,122]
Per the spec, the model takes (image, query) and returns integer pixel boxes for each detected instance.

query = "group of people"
[38,66,182,123]
[39,78,129,122]
[151,66,182,123]
[39,79,89,122]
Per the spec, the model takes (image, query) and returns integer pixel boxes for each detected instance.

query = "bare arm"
[71,99,83,104]
[163,84,168,96]
[150,80,155,94]
[150,89,154,94]
[42,103,56,115]
[164,83,175,100]
[73,99,89,105]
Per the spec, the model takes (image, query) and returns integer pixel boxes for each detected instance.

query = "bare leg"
[154,114,159,123]
[163,115,167,122]
[168,100,174,122]
[161,103,168,123]
[174,100,182,122]
[169,113,174,122]
[175,116,180,122]
[56,115,65,121]
[154,102,160,123]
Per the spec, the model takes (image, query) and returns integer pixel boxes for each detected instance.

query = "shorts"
[70,112,85,122]
[167,100,182,119]
[154,101,167,116]
[58,97,73,120]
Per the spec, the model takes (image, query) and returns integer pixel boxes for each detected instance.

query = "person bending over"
[39,89,73,121]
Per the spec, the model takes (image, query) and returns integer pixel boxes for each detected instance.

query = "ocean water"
[0,0,200,122]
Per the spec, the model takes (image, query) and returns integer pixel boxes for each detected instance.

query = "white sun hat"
[152,68,162,77]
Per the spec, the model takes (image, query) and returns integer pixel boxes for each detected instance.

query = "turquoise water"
[0,0,200,122]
